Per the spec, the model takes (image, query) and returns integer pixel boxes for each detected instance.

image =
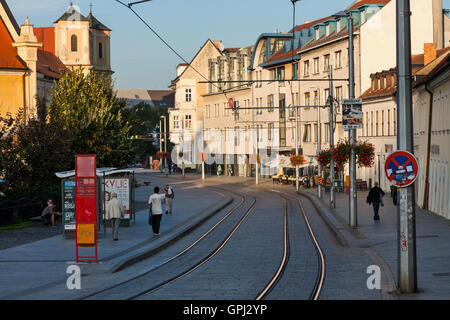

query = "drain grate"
[432,272,450,277]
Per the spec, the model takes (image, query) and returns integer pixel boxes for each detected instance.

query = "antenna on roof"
[90,0,93,14]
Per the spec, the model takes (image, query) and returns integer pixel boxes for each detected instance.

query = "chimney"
[424,43,437,66]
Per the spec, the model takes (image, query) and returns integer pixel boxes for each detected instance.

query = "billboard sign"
[342,98,363,131]
[104,178,130,219]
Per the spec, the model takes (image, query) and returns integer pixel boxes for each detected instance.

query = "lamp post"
[333,10,356,224]
[159,119,163,172]
[161,115,167,170]
[310,85,322,199]
[396,0,417,293]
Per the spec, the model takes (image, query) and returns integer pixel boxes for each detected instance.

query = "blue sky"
[8,0,450,90]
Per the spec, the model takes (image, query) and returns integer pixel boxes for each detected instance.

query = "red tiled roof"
[37,50,70,79]
[0,15,27,70]
[34,27,55,54]
[347,0,391,11]
[290,16,332,33]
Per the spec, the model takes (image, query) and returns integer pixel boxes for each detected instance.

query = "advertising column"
[75,155,98,263]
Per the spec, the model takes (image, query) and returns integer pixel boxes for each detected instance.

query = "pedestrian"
[148,186,166,235]
[390,184,398,206]
[41,199,61,227]
[164,184,175,214]
[366,182,386,221]
[105,193,124,241]
[217,164,222,176]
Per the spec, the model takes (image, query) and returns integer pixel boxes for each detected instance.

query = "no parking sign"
[384,150,419,188]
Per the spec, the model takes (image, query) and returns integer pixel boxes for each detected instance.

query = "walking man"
[106,193,124,241]
[148,186,166,235]
[217,164,222,176]
[164,184,175,215]
[366,182,385,221]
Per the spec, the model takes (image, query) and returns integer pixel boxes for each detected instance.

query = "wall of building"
[0,72,25,117]
[360,0,439,93]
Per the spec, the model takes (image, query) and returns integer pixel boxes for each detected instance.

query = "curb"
[109,196,234,273]
[297,191,350,247]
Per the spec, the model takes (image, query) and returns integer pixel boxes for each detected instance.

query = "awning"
[55,167,116,179]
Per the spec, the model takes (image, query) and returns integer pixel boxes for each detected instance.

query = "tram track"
[255,191,326,300]
[78,185,257,300]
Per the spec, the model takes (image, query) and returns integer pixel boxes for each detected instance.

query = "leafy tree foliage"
[50,69,135,168]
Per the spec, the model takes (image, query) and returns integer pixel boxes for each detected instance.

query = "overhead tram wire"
[114,0,230,101]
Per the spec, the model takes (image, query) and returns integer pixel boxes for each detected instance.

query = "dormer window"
[99,42,103,59]
[71,35,78,52]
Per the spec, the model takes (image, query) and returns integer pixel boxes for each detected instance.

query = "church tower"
[52,2,113,76]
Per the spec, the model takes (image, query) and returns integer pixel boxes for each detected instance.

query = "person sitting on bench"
[41,199,61,227]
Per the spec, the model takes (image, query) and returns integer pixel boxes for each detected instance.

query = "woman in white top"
[148,186,166,235]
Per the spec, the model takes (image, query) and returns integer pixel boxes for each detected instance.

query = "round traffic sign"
[384,150,419,188]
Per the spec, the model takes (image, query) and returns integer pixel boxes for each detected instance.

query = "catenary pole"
[396,0,417,293]
[329,65,335,208]
[348,12,358,227]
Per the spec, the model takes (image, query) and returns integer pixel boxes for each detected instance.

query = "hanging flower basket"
[332,139,351,167]
[156,151,164,159]
[317,149,331,167]
[290,154,306,166]
[164,151,171,159]
[356,141,375,168]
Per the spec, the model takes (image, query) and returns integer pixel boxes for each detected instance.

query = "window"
[267,94,274,112]
[185,88,192,102]
[71,34,78,52]
[234,101,239,121]
[99,42,103,59]
[335,86,343,103]
[303,60,310,76]
[303,124,312,142]
[381,110,385,136]
[313,57,320,74]
[292,63,298,80]
[304,92,310,106]
[393,108,396,135]
[206,105,210,119]
[324,123,330,142]
[313,90,319,105]
[324,54,330,72]
[314,124,318,142]
[335,50,342,68]
[366,112,369,136]
[185,115,192,129]
[215,104,220,118]
[173,116,179,129]
[371,111,374,136]
[376,111,379,136]
[387,109,391,135]
[234,126,240,146]
[268,123,274,141]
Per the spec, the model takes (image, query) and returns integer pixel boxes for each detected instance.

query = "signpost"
[62,180,76,234]
[385,150,419,188]
[342,98,363,131]
[75,155,98,263]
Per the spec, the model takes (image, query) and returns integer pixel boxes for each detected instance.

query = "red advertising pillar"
[75,155,98,263]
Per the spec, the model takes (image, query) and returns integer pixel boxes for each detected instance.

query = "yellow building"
[0,1,111,121]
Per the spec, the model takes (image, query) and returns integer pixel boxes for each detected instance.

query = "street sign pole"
[348,12,357,228]
[396,0,417,293]
[328,65,335,208]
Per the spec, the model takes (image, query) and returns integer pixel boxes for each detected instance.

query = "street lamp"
[160,115,167,170]
[333,10,357,225]
[310,85,322,199]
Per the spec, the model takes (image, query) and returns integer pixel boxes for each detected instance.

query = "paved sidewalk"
[302,187,450,300]
[0,173,228,299]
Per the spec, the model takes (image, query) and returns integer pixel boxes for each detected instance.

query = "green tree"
[122,102,172,165]
[0,99,73,198]
[50,70,135,168]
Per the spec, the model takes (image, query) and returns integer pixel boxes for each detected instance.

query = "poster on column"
[104,178,130,219]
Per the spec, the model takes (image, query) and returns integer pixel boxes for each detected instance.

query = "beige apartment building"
[168,39,222,168]
[202,45,254,176]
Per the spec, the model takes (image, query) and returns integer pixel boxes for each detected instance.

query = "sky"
[7,0,450,90]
